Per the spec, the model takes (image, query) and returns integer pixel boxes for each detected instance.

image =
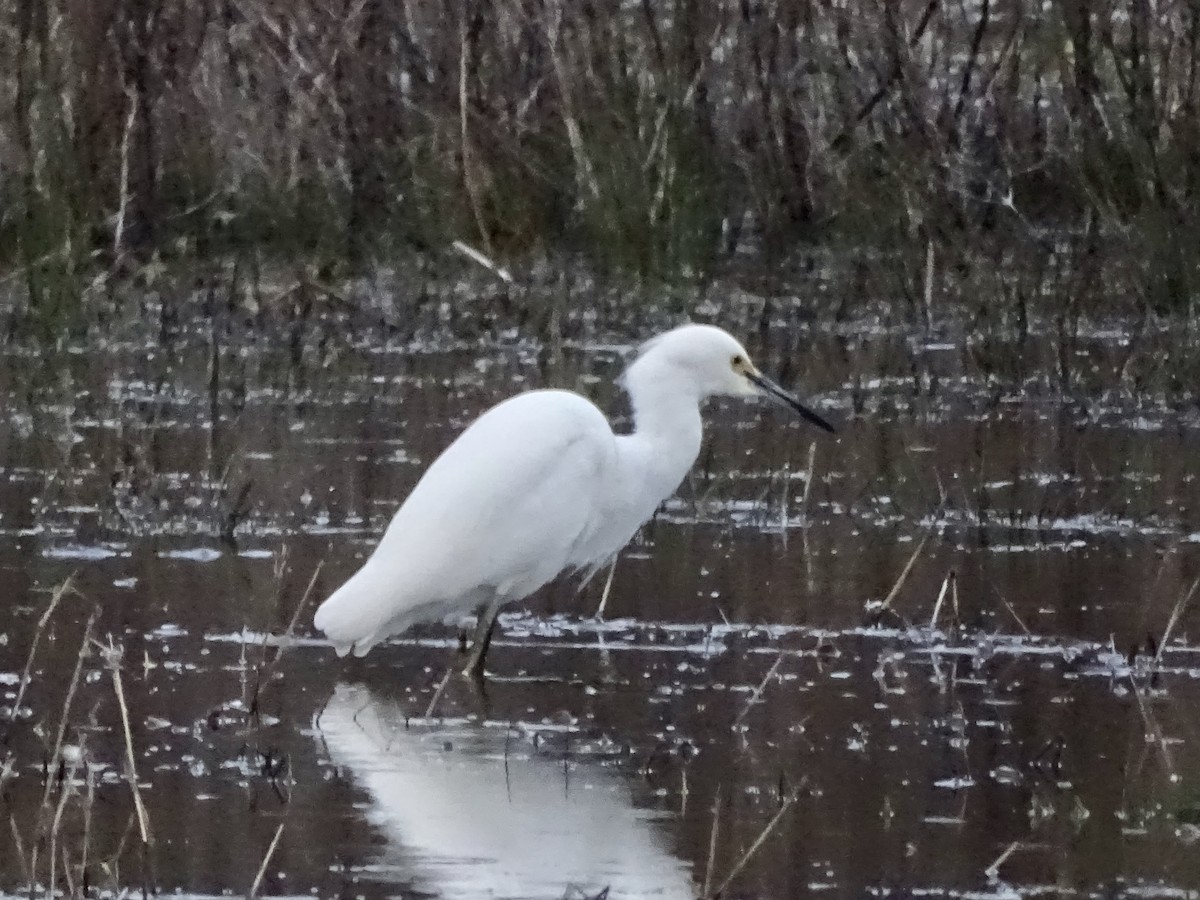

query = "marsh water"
[3,286,1200,899]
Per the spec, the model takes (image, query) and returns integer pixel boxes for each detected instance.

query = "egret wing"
[385,389,617,596]
[314,390,616,653]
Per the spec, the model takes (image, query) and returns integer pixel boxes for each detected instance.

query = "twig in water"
[593,557,618,620]
[79,759,96,891]
[114,88,138,256]
[249,559,325,715]
[39,608,97,799]
[923,238,935,331]
[1154,575,1199,667]
[709,779,806,897]
[734,652,785,727]
[33,608,98,884]
[951,571,960,624]
[247,821,286,900]
[779,462,790,539]
[872,532,930,618]
[10,815,32,891]
[1133,543,1178,648]
[99,638,153,849]
[1128,676,1177,779]
[60,841,76,898]
[451,240,514,284]
[47,750,81,898]
[7,576,76,734]
[271,558,324,669]
[99,811,136,891]
[503,725,513,799]
[701,786,721,897]
[800,442,818,525]
[424,668,454,719]
[985,841,1019,880]
[999,595,1032,636]
[801,526,816,593]
[929,570,955,630]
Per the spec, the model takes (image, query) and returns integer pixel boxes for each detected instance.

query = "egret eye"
[731,354,746,370]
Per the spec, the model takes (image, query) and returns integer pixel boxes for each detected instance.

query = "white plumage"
[317,682,696,898]
[313,323,834,674]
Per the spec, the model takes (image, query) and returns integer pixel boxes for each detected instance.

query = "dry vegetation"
[2,0,1200,325]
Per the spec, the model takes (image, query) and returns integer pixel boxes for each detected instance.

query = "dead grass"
[3,0,1200,323]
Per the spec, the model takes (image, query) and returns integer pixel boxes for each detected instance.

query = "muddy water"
[2,305,1200,899]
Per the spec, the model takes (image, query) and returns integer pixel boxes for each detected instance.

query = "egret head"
[629,324,836,433]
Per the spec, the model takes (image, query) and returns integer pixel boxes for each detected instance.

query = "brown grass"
[2,0,1199,319]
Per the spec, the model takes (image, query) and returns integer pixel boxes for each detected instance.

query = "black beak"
[747,371,836,434]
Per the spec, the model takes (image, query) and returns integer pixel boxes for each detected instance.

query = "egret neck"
[615,351,706,517]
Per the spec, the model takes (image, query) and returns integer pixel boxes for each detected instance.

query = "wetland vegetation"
[2,1,1200,898]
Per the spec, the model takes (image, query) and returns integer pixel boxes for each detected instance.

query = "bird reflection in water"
[316,683,695,899]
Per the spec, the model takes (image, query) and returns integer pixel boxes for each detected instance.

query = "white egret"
[313,323,835,676]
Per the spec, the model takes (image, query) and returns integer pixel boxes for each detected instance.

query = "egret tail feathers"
[314,566,478,657]
[313,566,405,658]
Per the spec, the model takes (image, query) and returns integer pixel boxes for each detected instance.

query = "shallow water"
[2,301,1200,899]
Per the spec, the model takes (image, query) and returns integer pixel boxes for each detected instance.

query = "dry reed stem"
[751,478,776,528]
[984,841,1019,880]
[247,820,286,900]
[30,608,98,889]
[999,596,1032,636]
[593,557,618,620]
[923,238,936,330]
[37,608,97,813]
[929,569,953,630]
[114,88,138,256]
[701,786,721,897]
[10,815,32,890]
[802,527,816,593]
[7,576,76,734]
[1128,677,1176,779]
[734,652,785,727]
[800,442,818,525]
[99,812,136,890]
[61,842,76,897]
[876,532,930,615]
[1154,575,1199,666]
[544,2,599,201]
[79,761,96,892]
[451,241,514,284]
[779,462,791,538]
[708,779,806,898]
[423,667,454,719]
[47,757,77,897]
[270,559,325,669]
[458,18,494,259]
[100,639,153,848]
[248,559,325,714]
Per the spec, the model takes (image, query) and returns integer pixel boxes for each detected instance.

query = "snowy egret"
[313,323,835,676]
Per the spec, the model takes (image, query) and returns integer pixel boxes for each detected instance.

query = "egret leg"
[462,596,503,679]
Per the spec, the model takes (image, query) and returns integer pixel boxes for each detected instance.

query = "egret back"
[313,390,617,656]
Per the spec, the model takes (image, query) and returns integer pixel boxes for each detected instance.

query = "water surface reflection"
[317,682,695,899]
[3,303,1200,899]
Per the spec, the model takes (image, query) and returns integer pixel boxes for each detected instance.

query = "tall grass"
[2,0,1200,318]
